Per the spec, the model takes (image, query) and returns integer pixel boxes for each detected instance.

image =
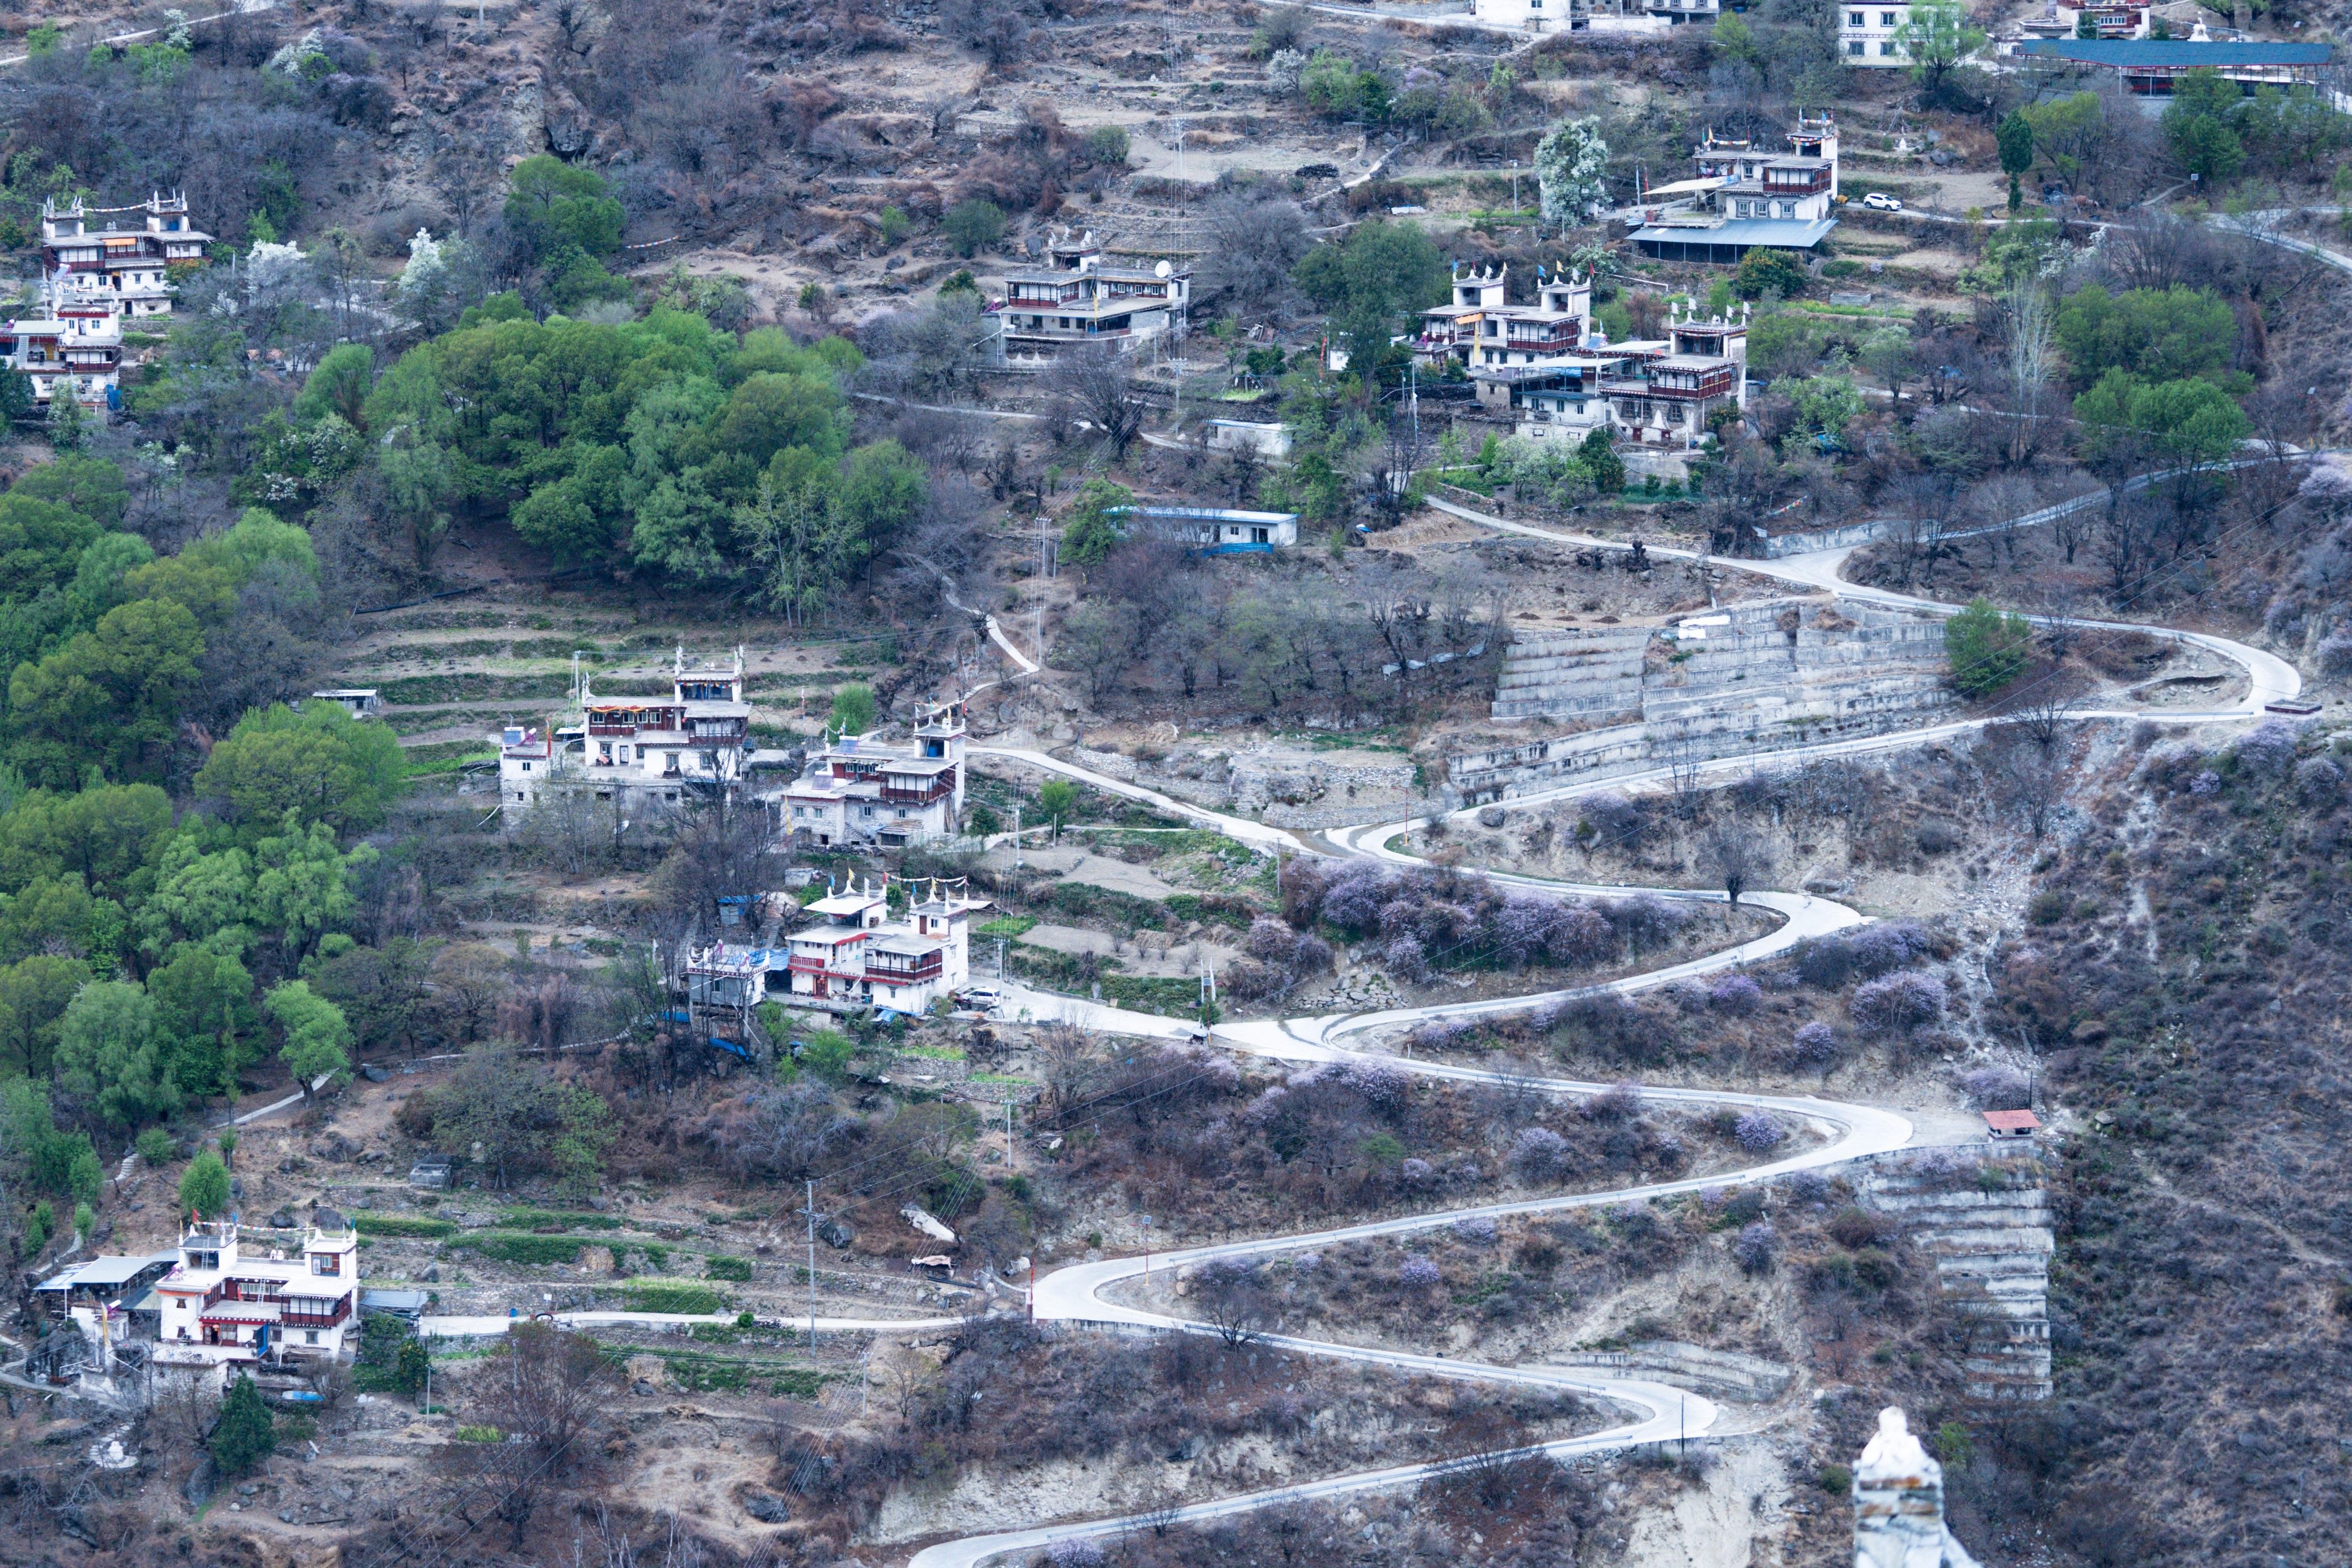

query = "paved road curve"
[903,495,2304,1565]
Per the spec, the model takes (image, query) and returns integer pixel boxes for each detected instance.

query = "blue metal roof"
[1107,505,1301,525]
[2019,39,2333,65]
[1630,217,1838,249]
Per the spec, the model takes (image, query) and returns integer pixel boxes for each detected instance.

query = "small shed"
[1982,1110,2041,1141]
[309,688,382,719]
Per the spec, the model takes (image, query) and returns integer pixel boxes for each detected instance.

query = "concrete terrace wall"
[1450,597,1953,805]
[1863,1169,2055,1402]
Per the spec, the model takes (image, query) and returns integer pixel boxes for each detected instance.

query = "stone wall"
[1451,596,1952,805]
[1068,744,1422,828]
[1862,1164,2054,1402]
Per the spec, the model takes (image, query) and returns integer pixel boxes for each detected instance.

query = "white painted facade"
[1842,2,1914,64]
[781,701,969,849]
[150,1216,360,1378]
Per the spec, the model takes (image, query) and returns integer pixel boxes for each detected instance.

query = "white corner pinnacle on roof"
[1854,1407,1982,1568]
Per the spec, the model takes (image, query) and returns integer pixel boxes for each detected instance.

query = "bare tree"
[1050,345,1148,461]
[1032,1021,1100,1115]
[1201,193,1312,317]
[1700,819,1772,908]
[1983,721,2069,839]
[2002,279,2058,469]
[1190,1258,1269,1347]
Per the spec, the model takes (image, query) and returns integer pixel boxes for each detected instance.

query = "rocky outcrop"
[1863,1166,2054,1401]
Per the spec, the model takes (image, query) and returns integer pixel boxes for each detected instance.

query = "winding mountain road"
[900,487,2302,1566]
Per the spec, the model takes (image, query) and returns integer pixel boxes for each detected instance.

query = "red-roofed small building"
[1982,1110,2041,1141]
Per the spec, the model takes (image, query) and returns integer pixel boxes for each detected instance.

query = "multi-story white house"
[1627,115,1842,263]
[1418,264,1598,372]
[780,700,969,849]
[1842,2,1914,64]
[40,192,212,317]
[987,228,1190,365]
[682,876,990,1018]
[149,1215,360,1386]
[498,648,757,811]
[0,303,121,406]
[1484,300,1752,454]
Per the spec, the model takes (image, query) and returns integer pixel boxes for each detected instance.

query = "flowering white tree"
[1533,116,1610,225]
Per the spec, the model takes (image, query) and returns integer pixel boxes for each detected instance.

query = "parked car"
[1862,192,1903,212]
[954,985,1003,1011]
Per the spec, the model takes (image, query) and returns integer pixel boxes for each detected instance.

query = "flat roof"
[807,892,885,915]
[2021,38,2332,64]
[872,935,946,958]
[1651,354,1736,371]
[36,1250,178,1291]
[880,756,959,775]
[790,925,869,946]
[1983,1109,2043,1131]
[1631,217,1838,247]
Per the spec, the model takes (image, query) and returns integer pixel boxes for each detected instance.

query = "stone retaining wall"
[1450,596,1952,805]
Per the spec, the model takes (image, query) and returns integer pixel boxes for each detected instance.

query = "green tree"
[1291,221,1449,376]
[2073,369,2250,483]
[941,199,1006,259]
[2055,284,2237,388]
[2162,69,2248,184]
[0,954,86,1078]
[294,344,376,434]
[837,439,928,548]
[0,491,104,605]
[1084,126,1131,166]
[266,979,353,1095]
[1036,778,1078,837]
[150,944,258,1101]
[1997,112,2035,179]
[505,155,625,262]
[1897,0,1987,102]
[11,454,129,529]
[0,781,173,901]
[179,1149,231,1216]
[828,683,877,738]
[210,1376,278,1474]
[192,701,409,836]
[1945,597,2033,696]
[1578,428,1625,492]
[1299,49,1365,117]
[6,597,205,786]
[55,980,179,1126]
[1059,478,1137,566]
[1793,376,1865,443]
[1734,247,1808,301]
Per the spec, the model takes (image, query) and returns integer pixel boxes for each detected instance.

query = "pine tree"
[210,1375,277,1474]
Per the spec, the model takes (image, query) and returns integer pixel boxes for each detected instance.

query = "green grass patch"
[454,1424,504,1443]
[404,741,496,779]
[704,1255,755,1282]
[499,1208,626,1233]
[901,1044,966,1061]
[1162,893,1259,931]
[376,673,573,705]
[1100,976,1208,1017]
[623,1279,729,1314]
[656,1351,828,1398]
[974,915,1037,938]
[464,1233,587,1266]
[355,1213,459,1239]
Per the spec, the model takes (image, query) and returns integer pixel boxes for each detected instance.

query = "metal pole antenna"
[803,1179,818,1348]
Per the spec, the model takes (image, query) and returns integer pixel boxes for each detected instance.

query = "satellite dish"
[1155,260,1173,279]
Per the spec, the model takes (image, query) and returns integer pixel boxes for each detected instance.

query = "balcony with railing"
[280,1296,352,1329]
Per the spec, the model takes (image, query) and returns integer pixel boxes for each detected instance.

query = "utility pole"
[800,1180,818,1348]
[1139,1213,1151,1277]
[1012,806,1023,871]
[1511,159,1521,214]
